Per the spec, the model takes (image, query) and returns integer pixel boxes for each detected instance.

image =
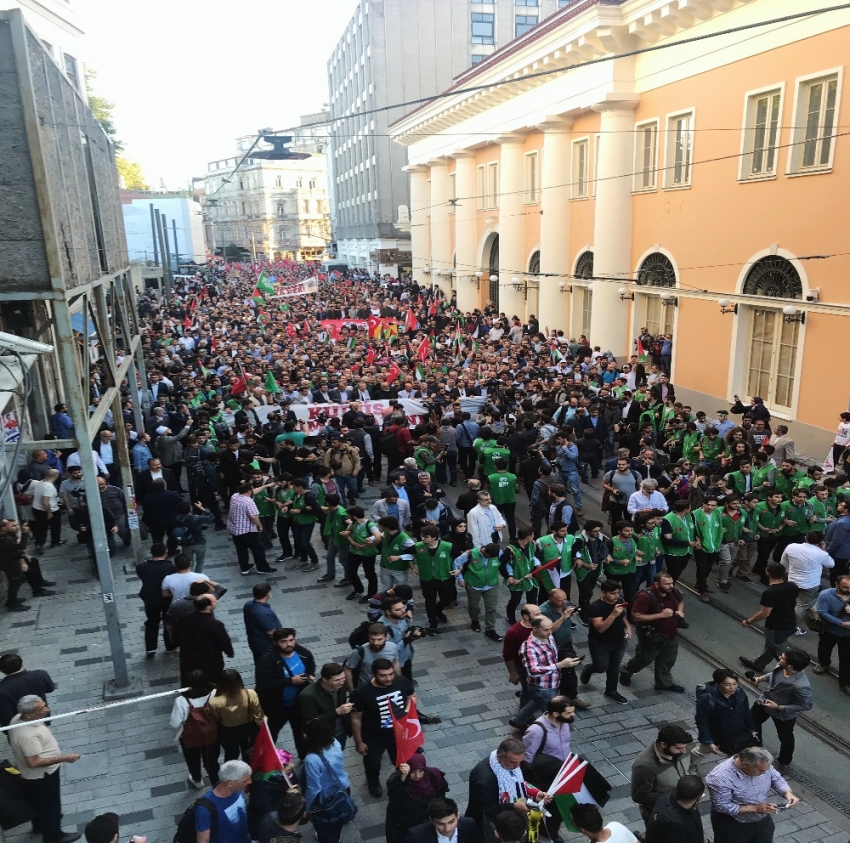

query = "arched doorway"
[636,251,677,336]
[635,252,676,287]
[574,251,594,338]
[528,250,540,275]
[488,235,500,309]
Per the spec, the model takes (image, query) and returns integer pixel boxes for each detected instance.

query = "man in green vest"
[412,525,457,630]
[725,459,754,497]
[750,452,776,500]
[731,492,761,583]
[318,493,350,585]
[753,491,786,584]
[535,521,578,601]
[455,543,502,641]
[776,487,816,559]
[717,495,745,594]
[502,527,540,624]
[809,485,836,535]
[376,516,416,590]
[488,459,518,542]
[660,501,697,584]
[773,460,806,501]
[692,496,723,602]
[288,478,321,571]
[273,474,297,563]
[604,521,643,606]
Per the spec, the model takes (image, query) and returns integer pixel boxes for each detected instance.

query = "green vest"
[606,536,637,576]
[727,471,753,496]
[480,445,511,476]
[693,507,723,552]
[414,446,435,475]
[291,493,317,525]
[322,507,349,548]
[808,496,830,532]
[462,548,500,589]
[740,507,760,542]
[751,464,775,499]
[351,520,380,557]
[413,540,453,581]
[682,432,701,463]
[774,470,805,500]
[662,512,693,556]
[699,436,724,462]
[779,500,813,536]
[381,530,413,571]
[721,511,744,543]
[635,527,659,567]
[308,482,326,507]
[488,472,517,505]
[253,487,276,518]
[756,502,784,533]
[504,542,536,591]
[537,534,576,578]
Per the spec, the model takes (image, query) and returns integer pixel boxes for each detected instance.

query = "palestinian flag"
[251,721,283,780]
[265,371,281,394]
[347,336,357,351]
[636,337,647,363]
[551,344,566,364]
[279,302,290,313]
[256,272,276,296]
[251,288,264,305]
[549,754,612,832]
[257,310,270,326]
[414,362,426,381]
[382,322,399,340]
[532,557,562,591]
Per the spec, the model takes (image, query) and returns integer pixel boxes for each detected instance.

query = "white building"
[203,118,332,262]
[326,0,570,274]
[121,193,207,265]
[1,0,86,98]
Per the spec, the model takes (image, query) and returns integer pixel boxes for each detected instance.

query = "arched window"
[528,250,540,275]
[636,252,676,287]
[488,236,499,308]
[742,256,802,299]
[574,252,594,336]
[742,256,803,412]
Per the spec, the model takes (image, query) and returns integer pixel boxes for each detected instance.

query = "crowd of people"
[1,259,848,843]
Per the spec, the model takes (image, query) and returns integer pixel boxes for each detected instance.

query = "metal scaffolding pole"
[149,204,159,266]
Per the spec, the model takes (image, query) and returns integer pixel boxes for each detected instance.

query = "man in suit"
[405,798,478,843]
[145,406,167,439]
[148,372,171,402]
[92,429,121,486]
[770,424,795,464]
[311,379,342,404]
[141,479,182,554]
[135,457,178,500]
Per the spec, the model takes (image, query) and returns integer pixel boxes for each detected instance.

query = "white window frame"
[739,84,784,181]
[743,307,801,415]
[592,134,601,197]
[663,108,695,190]
[571,137,589,200]
[523,151,539,204]
[476,164,486,210]
[487,161,499,209]
[633,119,659,192]
[786,68,843,176]
[448,173,457,214]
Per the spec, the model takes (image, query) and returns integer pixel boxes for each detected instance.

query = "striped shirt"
[520,633,561,689]
[227,493,259,535]
[706,757,790,822]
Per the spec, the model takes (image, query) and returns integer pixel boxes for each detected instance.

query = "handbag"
[520,724,563,791]
[308,752,357,825]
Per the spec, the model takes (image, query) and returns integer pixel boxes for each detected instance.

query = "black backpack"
[348,620,371,648]
[381,425,400,451]
[212,418,231,443]
[174,797,217,843]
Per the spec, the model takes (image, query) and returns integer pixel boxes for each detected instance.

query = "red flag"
[250,720,283,778]
[183,315,192,331]
[417,335,431,362]
[387,361,402,384]
[303,319,311,334]
[405,308,418,333]
[286,322,297,338]
[189,297,197,312]
[230,361,248,396]
[429,299,437,317]
[367,316,382,338]
[390,698,425,766]
[210,337,217,353]
[365,347,376,366]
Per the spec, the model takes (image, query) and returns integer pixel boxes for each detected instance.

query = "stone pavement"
[1,481,848,843]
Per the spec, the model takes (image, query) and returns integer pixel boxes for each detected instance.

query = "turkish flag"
[387,362,402,384]
[405,308,418,333]
[365,347,376,365]
[183,315,192,330]
[429,299,437,317]
[390,697,425,765]
[417,335,431,362]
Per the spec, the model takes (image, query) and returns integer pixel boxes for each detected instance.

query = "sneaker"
[739,656,757,670]
[619,671,632,686]
[569,697,591,710]
[580,665,592,685]
[300,563,319,573]
[145,651,156,660]
[604,691,629,704]
[358,595,370,604]
[484,629,503,642]
[744,670,757,681]
[656,683,686,693]
[718,582,731,593]
[258,566,278,574]
[346,591,363,601]
[334,579,351,588]
[367,780,382,798]
[699,592,711,603]
[470,621,481,632]
[5,604,30,612]
[241,566,257,576]
[436,612,448,623]
[418,713,442,725]
[793,627,807,636]
[811,663,829,674]
[735,575,753,583]
[188,776,205,789]
[317,574,335,583]
[50,540,67,547]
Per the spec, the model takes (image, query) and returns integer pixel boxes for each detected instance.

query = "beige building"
[203,114,332,262]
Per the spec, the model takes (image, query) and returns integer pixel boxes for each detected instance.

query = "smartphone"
[616,602,628,608]
[575,655,586,662]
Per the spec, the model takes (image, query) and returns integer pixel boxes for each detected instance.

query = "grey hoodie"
[759,665,813,721]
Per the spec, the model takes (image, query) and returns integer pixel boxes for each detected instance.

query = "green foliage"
[116,156,148,190]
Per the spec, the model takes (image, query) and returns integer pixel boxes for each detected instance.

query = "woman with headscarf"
[385,752,449,843]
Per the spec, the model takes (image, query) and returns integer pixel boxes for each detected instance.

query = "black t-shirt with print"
[350,676,414,738]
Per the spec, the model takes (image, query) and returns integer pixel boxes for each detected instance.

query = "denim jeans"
[293,522,319,564]
[750,626,794,672]
[515,684,559,725]
[334,474,358,504]
[325,542,348,579]
[559,469,582,509]
[380,566,409,590]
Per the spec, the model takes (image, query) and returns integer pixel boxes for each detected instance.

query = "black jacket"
[136,558,176,604]
[174,611,234,673]
[466,756,523,833]
[387,771,450,843]
[404,819,478,843]
[0,669,55,727]
[645,790,704,843]
[254,644,316,717]
[142,489,182,527]
[136,467,178,499]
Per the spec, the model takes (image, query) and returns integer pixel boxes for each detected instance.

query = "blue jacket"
[816,587,850,638]
[695,682,755,746]
[556,442,579,472]
[303,741,348,810]
[50,411,74,439]
[824,515,850,560]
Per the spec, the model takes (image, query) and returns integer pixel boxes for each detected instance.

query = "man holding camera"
[619,572,687,693]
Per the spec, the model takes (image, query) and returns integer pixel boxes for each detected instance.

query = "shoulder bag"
[308,752,358,825]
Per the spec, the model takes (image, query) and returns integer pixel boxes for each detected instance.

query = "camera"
[677,618,689,629]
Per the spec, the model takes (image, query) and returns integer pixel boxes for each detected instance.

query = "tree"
[85,68,148,189]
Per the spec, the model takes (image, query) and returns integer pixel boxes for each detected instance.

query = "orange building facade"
[390,0,850,457]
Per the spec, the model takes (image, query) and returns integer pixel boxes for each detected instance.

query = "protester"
[0,653,56,727]
[385,752,449,843]
[302,718,354,843]
[403,797,478,843]
[582,580,631,704]
[169,669,220,787]
[630,724,695,823]
[194,759,252,843]
[644,775,708,843]
[812,572,850,693]
[739,563,799,673]
[695,668,759,756]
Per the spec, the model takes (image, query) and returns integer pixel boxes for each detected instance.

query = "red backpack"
[181,696,218,748]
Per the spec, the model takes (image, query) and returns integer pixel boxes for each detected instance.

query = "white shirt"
[66,449,108,475]
[603,823,637,843]
[627,489,669,515]
[835,421,850,447]
[162,571,210,601]
[780,543,835,589]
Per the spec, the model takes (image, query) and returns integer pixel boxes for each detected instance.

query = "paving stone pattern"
[1,483,847,843]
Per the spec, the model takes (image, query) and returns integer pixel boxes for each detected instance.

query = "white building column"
[452,150,479,314]
[496,134,527,320]
[538,116,574,335]
[590,96,640,358]
[428,158,453,297]
[406,164,430,288]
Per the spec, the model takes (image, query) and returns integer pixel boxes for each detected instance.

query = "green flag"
[256,272,275,295]
[265,371,282,394]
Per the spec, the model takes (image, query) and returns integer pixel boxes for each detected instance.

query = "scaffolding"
[0,10,146,697]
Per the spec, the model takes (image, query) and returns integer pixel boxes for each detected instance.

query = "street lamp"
[782,305,806,324]
[558,281,571,293]
[718,298,738,315]
[660,291,678,307]
[618,287,634,301]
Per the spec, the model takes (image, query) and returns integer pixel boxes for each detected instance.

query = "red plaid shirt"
[520,633,560,689]
[227,492,259,535]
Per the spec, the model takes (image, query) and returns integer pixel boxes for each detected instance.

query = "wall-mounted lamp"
[558,281,571,294]
[511,276,532,300]
[660,291,678,307]
[782,305,806,324]
[468,271,482,288]
[422,267,431,275]
[618,287,634,301]
[718,298,738,315]
[490,273,499,284]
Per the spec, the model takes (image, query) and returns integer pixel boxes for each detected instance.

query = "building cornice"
[16,0,84,37]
